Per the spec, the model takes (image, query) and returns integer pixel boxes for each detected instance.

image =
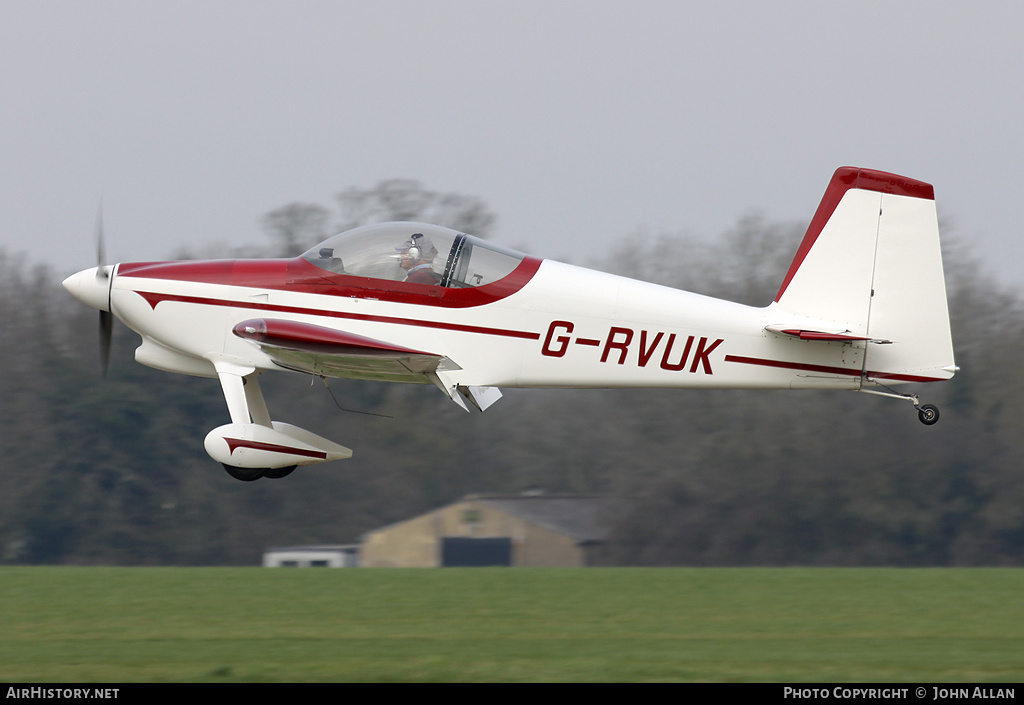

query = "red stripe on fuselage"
[724,354,945,383]
[134,290,542,341]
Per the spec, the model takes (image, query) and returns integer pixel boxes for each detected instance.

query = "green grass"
[0,567,1022,682]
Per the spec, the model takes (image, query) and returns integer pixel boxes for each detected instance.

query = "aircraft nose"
[62,266,113,312]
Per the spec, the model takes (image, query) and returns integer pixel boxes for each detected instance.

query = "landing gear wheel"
[222,464,266,482]
[917,404,940,425]
[263,465,297,479]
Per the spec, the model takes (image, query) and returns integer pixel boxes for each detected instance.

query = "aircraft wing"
[232,318,458,383]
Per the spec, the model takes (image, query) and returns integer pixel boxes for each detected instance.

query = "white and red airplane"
[64,167,957,481]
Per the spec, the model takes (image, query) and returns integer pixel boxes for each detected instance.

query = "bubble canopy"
[302,222,526,289]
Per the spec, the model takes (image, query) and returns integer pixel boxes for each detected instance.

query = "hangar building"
[360,494,614,567]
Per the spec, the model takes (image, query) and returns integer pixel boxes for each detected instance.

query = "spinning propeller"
[95,207,113,377]
[63,207,117,377]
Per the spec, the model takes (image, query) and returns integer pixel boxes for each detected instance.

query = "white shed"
[263,544,359,567]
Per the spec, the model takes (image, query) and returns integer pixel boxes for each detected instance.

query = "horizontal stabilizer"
[764,325,880,343]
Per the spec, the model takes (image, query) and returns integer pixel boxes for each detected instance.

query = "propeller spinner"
[62,206,115,376]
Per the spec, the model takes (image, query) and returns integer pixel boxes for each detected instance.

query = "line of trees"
[1,183,1022,566]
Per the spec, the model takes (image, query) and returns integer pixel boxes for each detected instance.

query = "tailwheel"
[222,464,266,482]
[917,404,940,426]
[860,386,941,426]
[264,465,297,479]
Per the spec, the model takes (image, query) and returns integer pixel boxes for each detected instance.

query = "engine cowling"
[204,422,353,469]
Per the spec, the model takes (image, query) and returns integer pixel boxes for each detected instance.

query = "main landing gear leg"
[859,388,940,425]
[213,362,300,481]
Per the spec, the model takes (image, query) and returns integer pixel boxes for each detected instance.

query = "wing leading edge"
[232,318,452,382]
[231,318,501,412]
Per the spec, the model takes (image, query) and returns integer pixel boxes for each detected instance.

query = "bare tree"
[336,179,495,238]
[261,180,497,256]
[260,203,332,257]
[599,214,802,305]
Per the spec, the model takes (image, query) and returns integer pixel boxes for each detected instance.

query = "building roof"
[472,495,614,543]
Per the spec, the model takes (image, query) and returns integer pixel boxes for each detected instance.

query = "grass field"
[0,567,1021,682]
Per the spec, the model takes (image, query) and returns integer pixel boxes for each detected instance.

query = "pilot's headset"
[405,233,425,260]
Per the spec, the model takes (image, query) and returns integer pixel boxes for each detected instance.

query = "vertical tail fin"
[774,167,956,383]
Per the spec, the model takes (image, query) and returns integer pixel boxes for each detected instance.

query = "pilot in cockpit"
[397,233,441,285]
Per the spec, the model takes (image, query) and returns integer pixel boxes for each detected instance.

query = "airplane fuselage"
[97,255,931,394]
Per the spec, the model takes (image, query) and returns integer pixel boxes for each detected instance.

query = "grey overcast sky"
[3,1,1022,286]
